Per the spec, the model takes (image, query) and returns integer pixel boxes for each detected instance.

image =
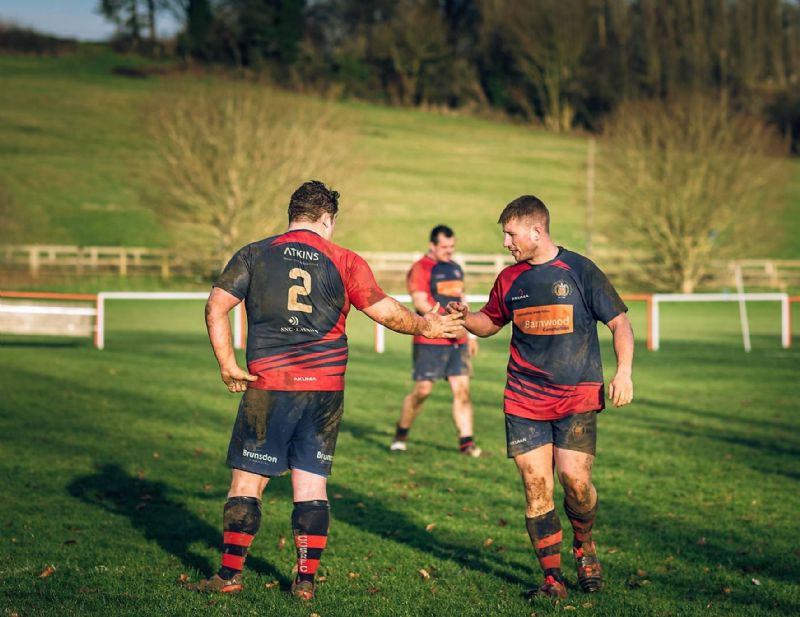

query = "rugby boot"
[461,444,482,458]
[573,541,603,592]
[389,440,407,452]
[290,578,315,601]
[185,573,243,593]
[524,575,568,600]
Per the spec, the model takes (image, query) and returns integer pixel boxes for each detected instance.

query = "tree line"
[100,0,800,150]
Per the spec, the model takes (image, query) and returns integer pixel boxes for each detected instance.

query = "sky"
[0,0,180,41]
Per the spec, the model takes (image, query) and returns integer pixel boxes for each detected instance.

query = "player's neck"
[527,242,559,265]
[287,220,332,241]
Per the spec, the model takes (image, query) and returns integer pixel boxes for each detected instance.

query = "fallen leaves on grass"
[483,538,493,547]
[152,452,160,460]
[278,535,286,550]
[606,547,619,554]
[564,605,576,610]
[348,572,360,579]
[582,602,593,608]
[498,518,508,527]
[78,586,98,593]
[317,576,327,583]
[425,523,436,532]
[366,587,380,594]
[419,568,430,580]
[697,536,707,545]
[721,586,732,594]
[751,578,761,586]
[310,613,321,617]
[38,565,56,578]
[178,573,189,583]
[265,580,279,589]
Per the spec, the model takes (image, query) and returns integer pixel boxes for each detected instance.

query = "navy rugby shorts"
[505,411,597,457]
[412,343,471,382]
[226,389,344,477]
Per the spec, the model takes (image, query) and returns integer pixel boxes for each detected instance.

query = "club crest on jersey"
[552,280,572,298]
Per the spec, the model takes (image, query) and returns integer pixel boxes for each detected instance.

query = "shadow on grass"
[67,463,288,582]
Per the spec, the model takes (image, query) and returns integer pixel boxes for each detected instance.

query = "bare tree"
[598,93,786,293]
[144,82,354,273]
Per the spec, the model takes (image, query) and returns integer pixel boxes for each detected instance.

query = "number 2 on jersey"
[287,268,312,313]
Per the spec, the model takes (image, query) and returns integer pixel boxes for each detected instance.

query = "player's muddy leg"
[555,448,602,592]
[515,445,566,598]
[187,470,267,592]
[290,470,329,600]
[392,380,433,450]
[449,376,479,455]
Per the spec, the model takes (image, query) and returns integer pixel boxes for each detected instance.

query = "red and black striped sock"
[525,509,564,582]
[292,500,329,585]
[565,498,597,549]
[394,424,410,442]
[458,435,475,452]
[217,496,261,580]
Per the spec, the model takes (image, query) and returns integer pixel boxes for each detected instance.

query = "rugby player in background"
[188,181,463,600]
[390,225,482,457]
[447,195,634,600]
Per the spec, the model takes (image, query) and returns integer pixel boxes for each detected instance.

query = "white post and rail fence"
[3,245,800,292]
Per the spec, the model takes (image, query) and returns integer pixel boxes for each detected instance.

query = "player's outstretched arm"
[446,302,502,338]
[606,312,634,407]
[205,287,257,393]
[362,297,464,338]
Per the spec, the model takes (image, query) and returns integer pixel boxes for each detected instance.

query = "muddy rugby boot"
[185,573,243,593]
[461,444,482,458]
[524,574,568,600]
[573,541,603,592]
[290,578,315,601]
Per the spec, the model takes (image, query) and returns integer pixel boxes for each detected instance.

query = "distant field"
[0,300,798,616]
[1,47,798,257]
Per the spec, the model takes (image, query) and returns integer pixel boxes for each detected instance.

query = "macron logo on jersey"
[283,247,319,261]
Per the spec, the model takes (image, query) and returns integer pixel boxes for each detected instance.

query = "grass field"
[1,47,799,257]
[1,299,799,616]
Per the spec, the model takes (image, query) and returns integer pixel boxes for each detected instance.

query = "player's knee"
[414,382,433,400]
[522,475,553,508]
[561,474,593,508]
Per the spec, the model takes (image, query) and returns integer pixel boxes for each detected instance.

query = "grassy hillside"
[0,47,798,257]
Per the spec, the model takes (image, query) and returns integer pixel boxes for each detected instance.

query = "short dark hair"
[288,180,339,223]
[497,195,550,232]
[430,224,455,244]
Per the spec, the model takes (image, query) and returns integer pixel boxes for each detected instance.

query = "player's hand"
[446,301,468,316]
[608,371,633,407]
[221,365,257,393]
[468,337,479,357]
[422,302,464,339]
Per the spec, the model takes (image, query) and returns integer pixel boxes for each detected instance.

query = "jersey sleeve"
[480,274,510,326]
[346,252,387,310]
[213,245,252,300]
[406,260,429,294]
[584,261,627,324]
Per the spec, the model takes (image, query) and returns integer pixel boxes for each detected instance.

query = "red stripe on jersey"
[504,382,603,420]
[510,345,550,376]
[222,553,245,570]
[251,348,348,372]
[298,558,321,574]
[539,554,561,569]
[223,532,254,547]
[294,534,328,550]
[536,531,563,550]
[550,259,572,271]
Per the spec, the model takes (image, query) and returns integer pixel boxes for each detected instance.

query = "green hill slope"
[1,47,798,257]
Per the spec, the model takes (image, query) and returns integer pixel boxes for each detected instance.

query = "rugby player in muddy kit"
[390,225,482,457]
[447,195,634,601]
[188,181,464,601]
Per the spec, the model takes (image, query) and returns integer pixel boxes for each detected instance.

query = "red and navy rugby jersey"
[407,255,468,346]
[213,229,387,391]
[480,248,627,420]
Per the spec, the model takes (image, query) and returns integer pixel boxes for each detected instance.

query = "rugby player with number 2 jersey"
[188,181,464,600]
[447,195,634,601]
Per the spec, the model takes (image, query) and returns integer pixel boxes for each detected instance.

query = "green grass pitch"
[1,300,798,616]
